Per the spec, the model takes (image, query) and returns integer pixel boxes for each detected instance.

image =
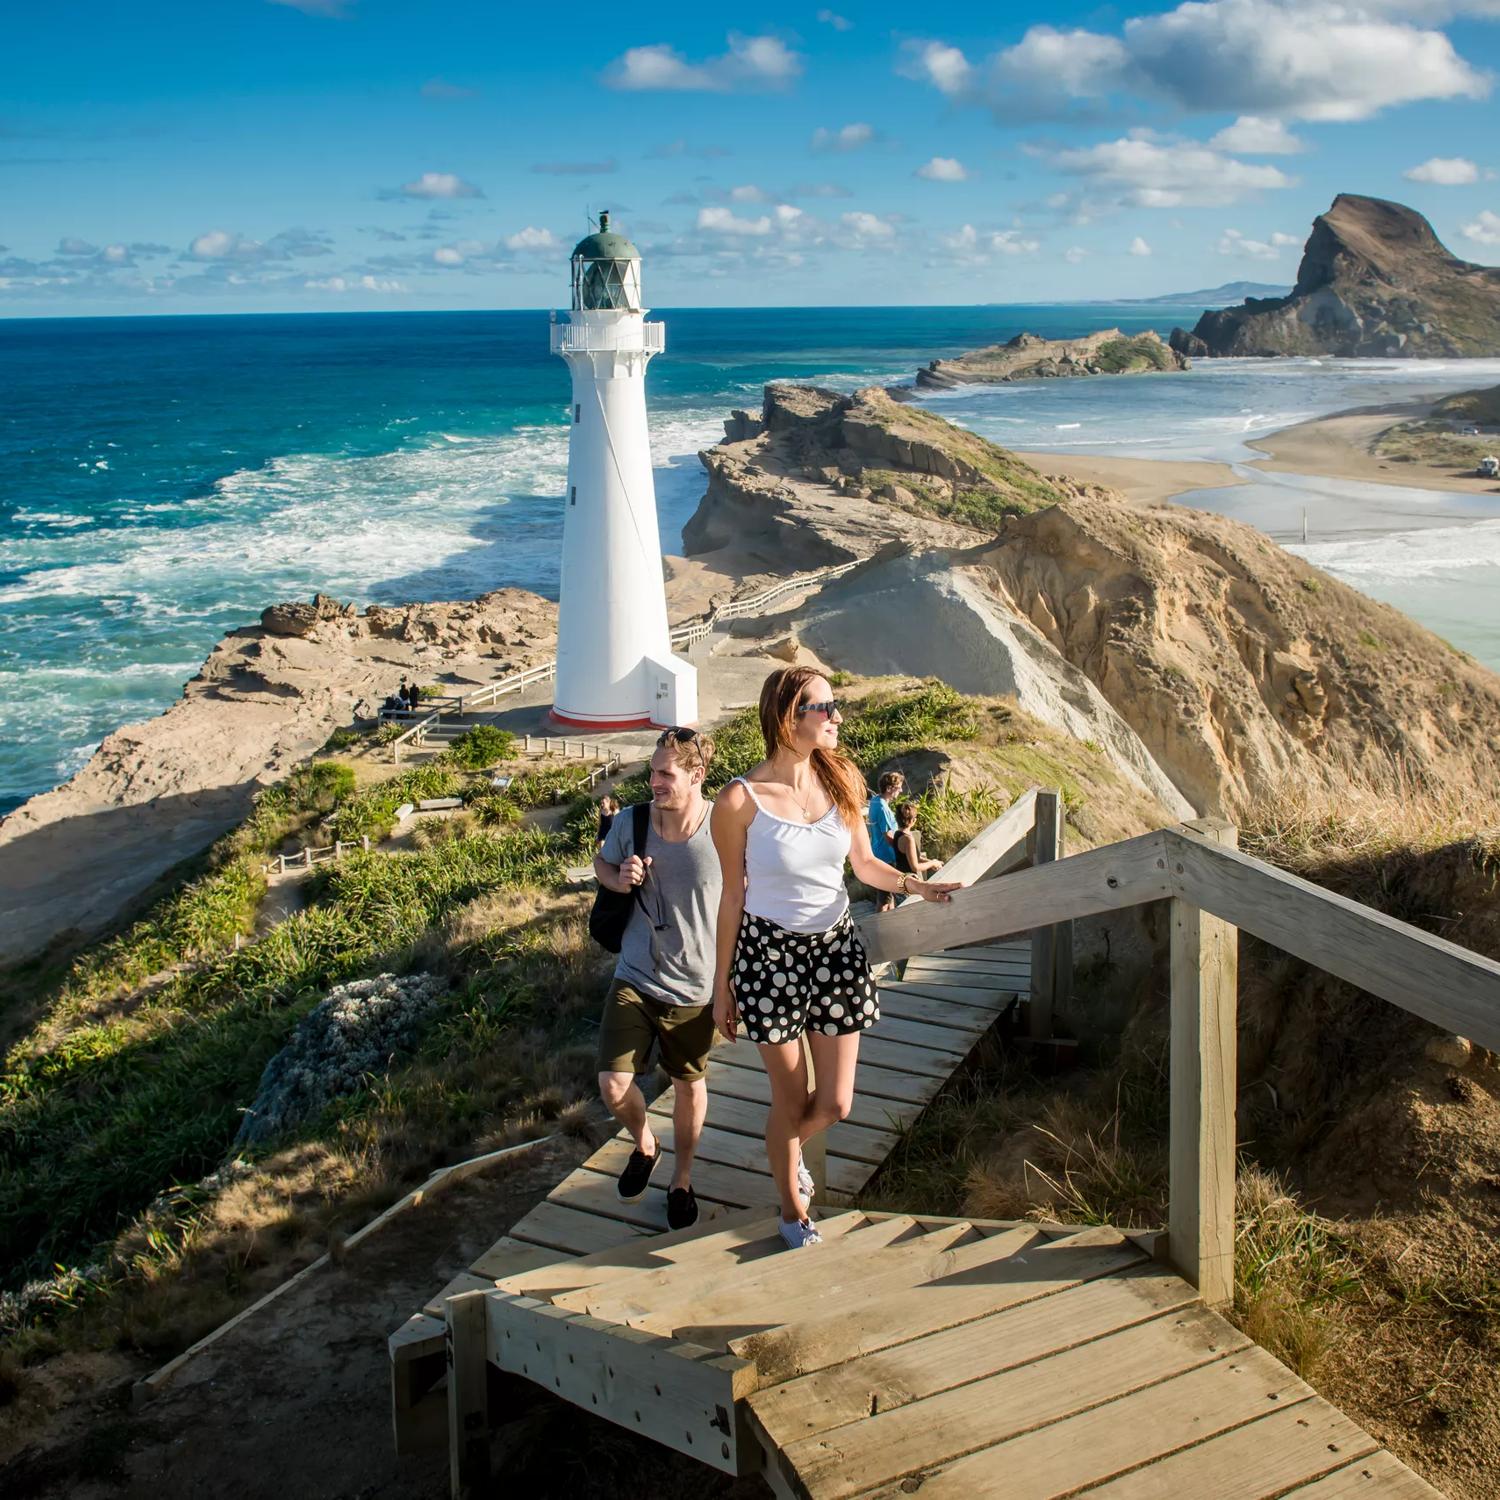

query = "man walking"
[868,770,904,913]
[594,727,720,1229]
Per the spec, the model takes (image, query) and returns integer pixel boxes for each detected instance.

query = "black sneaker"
[617,1145,661,1202]
[666,1185,698,1230]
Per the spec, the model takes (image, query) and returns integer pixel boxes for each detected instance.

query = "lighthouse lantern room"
[548,212,697,730]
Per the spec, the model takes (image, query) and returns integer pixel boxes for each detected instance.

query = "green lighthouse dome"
[570,211,642,311]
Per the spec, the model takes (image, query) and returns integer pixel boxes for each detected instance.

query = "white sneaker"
[779,1217,823,1250]
[796,1153,815,1203]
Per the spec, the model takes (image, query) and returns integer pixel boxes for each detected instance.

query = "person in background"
[397,677,410,711]
[403,680,422,712]
[596,793,621,849]
[710,669,959,1250]
[867,771,904,913]
[893,801,943,883]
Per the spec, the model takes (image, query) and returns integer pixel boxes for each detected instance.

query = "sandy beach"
[1248,400,1500,494]
[1014,450,1245,505]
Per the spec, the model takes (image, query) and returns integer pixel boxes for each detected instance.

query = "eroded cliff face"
[1174,194,1500,358]
[0,590,558,965]
[972,498,1500,815]
[686,383,1068,569]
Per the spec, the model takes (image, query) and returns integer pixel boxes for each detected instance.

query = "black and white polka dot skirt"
[732,910,879,1046]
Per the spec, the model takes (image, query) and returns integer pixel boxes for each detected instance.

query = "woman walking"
[710,668,959,1250]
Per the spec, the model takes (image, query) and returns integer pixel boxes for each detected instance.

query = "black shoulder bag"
[588,802,652,953]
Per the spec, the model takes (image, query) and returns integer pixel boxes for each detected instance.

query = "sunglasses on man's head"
[656,726,698,744]
[796,700,840,718]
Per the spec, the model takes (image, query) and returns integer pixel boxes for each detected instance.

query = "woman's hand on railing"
[912,879,963,904]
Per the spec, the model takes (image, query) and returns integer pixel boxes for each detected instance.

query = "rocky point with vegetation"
[915,327,1187,388]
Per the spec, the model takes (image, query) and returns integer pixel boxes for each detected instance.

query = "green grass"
[445,724,516,769]
[1094,335,1176,373]
[0,827,575,1290]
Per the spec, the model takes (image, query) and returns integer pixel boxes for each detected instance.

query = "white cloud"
[1043,136,1292,207]
[817,9,852,30]
[697,206,774,237]
[433,246,466,265]
[903,0,1491,126]
[504,226,560,252]
[1405,155,1480,184]
[305,274,407,293]
[189,229,265,261]
[103,244,128,263]
[729,184,769,203]
[1462,208,1500,245]
[398,171,482,200]
[1129,236,1153,256]
[1064,246,1088,264]
[940,224,1040,260]
[1208,116,1305,154]
[917,156,968,182]
[811,122,875,152]
[606,33,801,92]
[1217,227,1300,258]
[56,237,99,256]
[842,210,896,241]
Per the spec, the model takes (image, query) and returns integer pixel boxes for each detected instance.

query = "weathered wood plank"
[672,1224,1022,1353]
[422,1271,497,1321]
[870,987,1001,1034]
[468,1235,568,1281]
[746,1264,1200,1451]
[877,978,1021,1009]
[488,1294,756,1476]
[686,1124,872,1196]
[446,1291,491,1499]
[710,1044,936,1104]
[1282,1451,1448,1498]
[1169,820,1239,1308]
[1168,827,1500,1052]
[507,1200,653,1257]
[583,1135,777,1208]
[705,1060,925,1134]
[855,1347,1318,1500]
[857,830,1173,965]
[647,1087,901,1166]
[902,955,1032,979]
[732,1229,1147,1382]
[545,1172,685,1232]
[904,791,1038,897]
[568,1213,902,1328]
[777,1303,1251,1500]
[1079,1398,1383,1498]
[856,1014,974,1059]
[856,1034,960,1079]
[389,1311,447,1456]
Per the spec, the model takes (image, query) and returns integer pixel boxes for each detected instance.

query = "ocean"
[4,307,1500,814]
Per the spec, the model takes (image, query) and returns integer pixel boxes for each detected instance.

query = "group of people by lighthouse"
[552,217,957,1248]
[594,667,959,1248]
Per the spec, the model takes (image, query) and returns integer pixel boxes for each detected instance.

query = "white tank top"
[734,776,852,934]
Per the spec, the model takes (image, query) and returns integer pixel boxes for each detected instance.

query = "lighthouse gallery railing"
[549,322,665,355]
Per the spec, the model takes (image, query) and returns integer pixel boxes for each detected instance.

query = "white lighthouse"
[548,213,697,730]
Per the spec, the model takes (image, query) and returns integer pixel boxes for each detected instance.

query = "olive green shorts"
[597,980,717,1082]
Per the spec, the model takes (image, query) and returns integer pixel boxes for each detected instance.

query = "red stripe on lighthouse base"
[548,707,656,731]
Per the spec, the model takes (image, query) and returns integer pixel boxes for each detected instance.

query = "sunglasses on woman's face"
[796,700,840,718]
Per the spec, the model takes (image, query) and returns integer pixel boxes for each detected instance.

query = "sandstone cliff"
[1173,194,1500,358]
[692,385,1500,817]
[686,383,1069,569]
[917,329,1187,388]
[0,591,557,965]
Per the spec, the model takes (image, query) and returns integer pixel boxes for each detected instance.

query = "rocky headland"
[1172,193,1500,358]
[692,383,1500,818]
[916,328,1186,388]
[0,591,557,966]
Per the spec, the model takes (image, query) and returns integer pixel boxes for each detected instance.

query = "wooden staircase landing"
[474,1210,1441,1499]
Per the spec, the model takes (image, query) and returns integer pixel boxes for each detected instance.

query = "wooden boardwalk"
[387,803,1490,1497]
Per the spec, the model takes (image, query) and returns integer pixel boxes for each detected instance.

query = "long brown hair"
[757,666,866,828]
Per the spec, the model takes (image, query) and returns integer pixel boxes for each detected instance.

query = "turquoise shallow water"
[3,308,1500,812]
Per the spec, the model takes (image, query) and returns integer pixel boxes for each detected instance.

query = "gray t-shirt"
[600,802,721,1008]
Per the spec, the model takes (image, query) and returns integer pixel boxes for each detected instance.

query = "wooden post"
[446,1290,491,1499]
[303,847,313,869]
[799,1035,827,1203]
[1029,789,1067,1040]
[524,733,532,752]
[1168,819,1239,1308]
[362,835,370,852]
[277,854,286,875]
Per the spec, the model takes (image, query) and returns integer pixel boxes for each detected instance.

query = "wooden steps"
[455,1209,1437,1498]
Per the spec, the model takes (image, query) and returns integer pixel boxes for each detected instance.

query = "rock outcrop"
[917,329,1187,389]
[0,590,558,966]
[687,384,1069,571]
[692,384,1500,818]
[1173,194,1500,358]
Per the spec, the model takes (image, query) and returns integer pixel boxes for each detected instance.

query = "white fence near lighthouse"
[392,557,864,757]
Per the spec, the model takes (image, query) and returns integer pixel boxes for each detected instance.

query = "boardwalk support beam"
[1168,818,1238,1308]
[1028,789,1073,1041]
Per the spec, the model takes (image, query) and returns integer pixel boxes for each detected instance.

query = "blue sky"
[3,0,1498,314]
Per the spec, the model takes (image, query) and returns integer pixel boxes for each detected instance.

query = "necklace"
[791,779,821,822]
